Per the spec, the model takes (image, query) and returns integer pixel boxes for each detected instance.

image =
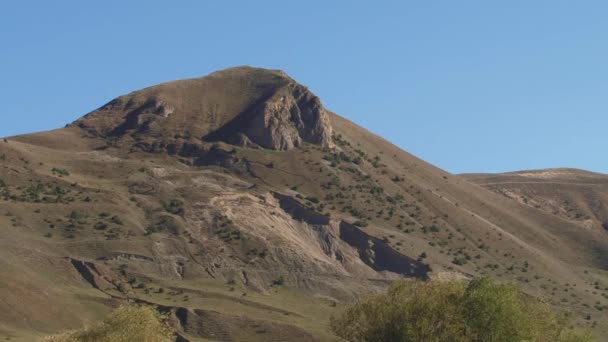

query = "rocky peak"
[75,66,333,151]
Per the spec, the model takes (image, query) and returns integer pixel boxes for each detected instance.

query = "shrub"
[421,225,440,234]
[330,277,594,342]
[94,222,108,230]
[306,196,320,204]
[51,168,70,177]
[272,276,285,286]
[353,220,368,228]
[110,215,123,225]
[149,214,182,236]
[452,257,468,265]
[163,199,184,215]
[42,304,174,342]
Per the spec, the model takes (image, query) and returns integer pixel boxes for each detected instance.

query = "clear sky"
[1,1,606,174]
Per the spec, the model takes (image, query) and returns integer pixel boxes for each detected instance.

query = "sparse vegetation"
[145,215,179,235]
[272,276,285,286]
[51,167,70,177]
[110,215,123,225]
[94,221,108,230]
[452,256,468,265]
[323,151,362,166]
[2,180,75,203]
[353,220,368,228]
[163,198,184,215]
[305,196,320,204]
[421,225,440,234]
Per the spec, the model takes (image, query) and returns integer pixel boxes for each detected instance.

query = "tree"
[330,277,594,342]
[42,305,175,342]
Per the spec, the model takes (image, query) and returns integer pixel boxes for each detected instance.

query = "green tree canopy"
[43,305,175,342]
[330,277,594,342]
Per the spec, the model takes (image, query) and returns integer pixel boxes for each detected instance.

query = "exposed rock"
[153,304,320,342]
[273,192,330,225]
[338,221,430,279]
[205,82,333,150]
[75,66,333,151]
[69,258,131,298]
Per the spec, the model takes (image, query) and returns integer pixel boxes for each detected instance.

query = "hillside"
[462,169,608,232]
[1,66,607,341]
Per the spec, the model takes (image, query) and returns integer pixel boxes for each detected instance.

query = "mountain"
[463,169,608,232]
[1,66,607,341]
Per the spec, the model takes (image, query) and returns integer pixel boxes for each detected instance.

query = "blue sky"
[1,1,606,174]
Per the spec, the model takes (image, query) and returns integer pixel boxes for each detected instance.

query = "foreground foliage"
[42,305,174,342]
[330,277,594,342]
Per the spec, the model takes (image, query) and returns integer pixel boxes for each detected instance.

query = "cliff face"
[228,83,333,150]
[76,66,333,151]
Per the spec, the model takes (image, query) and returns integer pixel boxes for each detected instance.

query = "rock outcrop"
[206,82,333,150]
[75,66,333,151]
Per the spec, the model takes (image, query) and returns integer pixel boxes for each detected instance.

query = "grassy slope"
[462,169,608,231]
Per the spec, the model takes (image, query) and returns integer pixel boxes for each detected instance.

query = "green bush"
[111,215,123,225]
[330,277,594,342]
[421,225,440,233]
[163,198,184,215]
[353,220,368,228]
[42,304,174,342]
[306,196,320,204]
[94,222,108,230]
[272,276,285,286]
[51,167,70,177]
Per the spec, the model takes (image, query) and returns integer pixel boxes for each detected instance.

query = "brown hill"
[1,67,607,341]
[76,67,333,151]
[463,168,608,233]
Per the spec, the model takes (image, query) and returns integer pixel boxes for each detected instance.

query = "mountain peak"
[75,66,333,151]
